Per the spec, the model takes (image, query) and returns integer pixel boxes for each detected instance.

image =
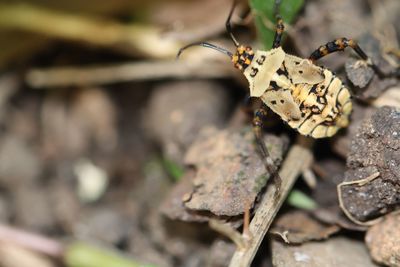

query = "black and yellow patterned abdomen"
[288,69,352,138]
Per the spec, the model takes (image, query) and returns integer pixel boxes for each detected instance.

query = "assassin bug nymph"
[177,0,397,191]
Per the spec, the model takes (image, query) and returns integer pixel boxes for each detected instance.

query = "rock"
[345,34,398,100]
[41,87,117,160]
[339,106,400,222]
[0,193,11,222]
[366,213,400,266]
[0,135,41,187]
[73,208,131,246]
[14,185,56,232]
[145,81,231,163]
[207,240,235,267]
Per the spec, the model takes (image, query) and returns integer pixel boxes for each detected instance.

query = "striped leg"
[252,107,282,193]
[308,38,389,78]
[245,106,281,234]
[272,17,285,48]
[272,0,285,48]
[272,0,284,48]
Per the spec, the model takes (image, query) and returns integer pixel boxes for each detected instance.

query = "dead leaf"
[271,211,340,244]
[183,127,287,216]
[160,171,209,222]
[271,237,379,267]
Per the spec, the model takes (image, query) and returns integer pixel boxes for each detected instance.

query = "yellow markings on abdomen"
[288,69,352,138]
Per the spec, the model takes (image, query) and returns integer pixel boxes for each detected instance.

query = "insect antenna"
[226,0,240,47]
[176,42,233,59]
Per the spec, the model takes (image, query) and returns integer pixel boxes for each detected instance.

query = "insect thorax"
[243,47,286,97]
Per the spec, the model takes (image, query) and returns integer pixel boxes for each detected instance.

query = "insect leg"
[252,106,282,193]
[272,0,284,49]
[226,0,240,47]
[308,38,398,78]
[272,17,285,49]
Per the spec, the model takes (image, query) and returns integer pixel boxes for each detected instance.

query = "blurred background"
[0,0,399,266]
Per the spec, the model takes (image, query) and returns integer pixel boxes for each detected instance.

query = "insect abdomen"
[288,69,352,138]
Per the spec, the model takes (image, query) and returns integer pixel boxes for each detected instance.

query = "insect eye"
[250,67,258,77]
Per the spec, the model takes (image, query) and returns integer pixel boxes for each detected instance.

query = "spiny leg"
[252,106,282,192]
[272,17,284,48]
[241,106,282,237]
[272,0,284,48]
[308,37,397,78]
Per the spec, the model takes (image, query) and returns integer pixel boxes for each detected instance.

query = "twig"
[0,242,55,267]
[209,219,248,250]
[0,224,157,267]
[25,61,234,88]
[0,3,181,58]
[228,140,313,267]
[0,224,64,258]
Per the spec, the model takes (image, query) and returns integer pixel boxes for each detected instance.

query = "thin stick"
[0,3,181,58]
[0,224,64,258]
[242,201,251,239]
[229,141,313,267]
[209,219,248,250]
[25,61,234,89]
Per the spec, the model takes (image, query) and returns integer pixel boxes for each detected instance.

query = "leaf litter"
[162,126,288,220]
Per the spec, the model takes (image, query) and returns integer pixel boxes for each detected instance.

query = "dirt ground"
[0,0,399,267]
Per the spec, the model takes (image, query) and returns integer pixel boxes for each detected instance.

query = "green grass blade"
[65,242,157,267]
[287,189,318,210]
[162,158,184,182]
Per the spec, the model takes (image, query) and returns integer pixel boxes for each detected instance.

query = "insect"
[177,0,395,189]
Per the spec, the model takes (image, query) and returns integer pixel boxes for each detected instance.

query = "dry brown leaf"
[183,127,287,216]
[271,237,379,267]
[160,171,210,223]
[271,210,340,244]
